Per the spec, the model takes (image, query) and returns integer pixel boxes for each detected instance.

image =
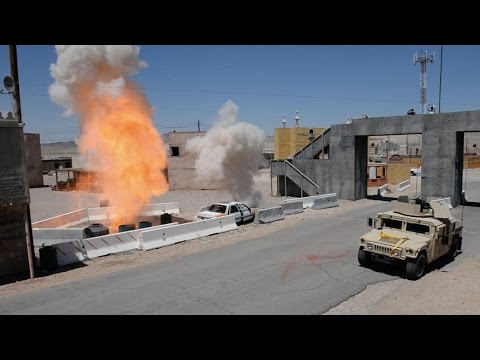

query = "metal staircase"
[293,127,331,160]
[271,159,319,197]
[271,128,330,197]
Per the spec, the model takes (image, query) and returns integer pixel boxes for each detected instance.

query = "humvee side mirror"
[368,218,373,227]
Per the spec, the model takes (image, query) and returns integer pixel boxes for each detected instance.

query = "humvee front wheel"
[405,253,427,280]
[358,248,371,268]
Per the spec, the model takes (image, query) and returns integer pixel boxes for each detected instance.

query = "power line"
[24,81,422,103]
[21,85,480,109]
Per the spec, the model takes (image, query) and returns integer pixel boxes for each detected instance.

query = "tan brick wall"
[274,127,325,160]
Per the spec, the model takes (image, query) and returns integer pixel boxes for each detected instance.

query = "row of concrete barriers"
[35,196,338,268]
[36,215,239,267]
[33,202,237,267]
[255,193,338,224]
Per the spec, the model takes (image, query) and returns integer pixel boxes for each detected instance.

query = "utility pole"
[414,50,435,114]
[9,46,23,125]
[197,120,200,132]
[438,45,443,113]
[9,45,35,279]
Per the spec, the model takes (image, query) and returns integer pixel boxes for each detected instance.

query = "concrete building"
[24,133,44,187]
[272,110,480,207]
[263,136,274,162]
[0,120,30,278]
[42,156,73,174]
[167,131,223,190]
[465,132,480,154]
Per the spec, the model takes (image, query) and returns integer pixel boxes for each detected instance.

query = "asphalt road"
[2,200,479,315]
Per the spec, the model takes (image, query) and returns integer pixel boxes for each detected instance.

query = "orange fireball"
[74,80,168,230]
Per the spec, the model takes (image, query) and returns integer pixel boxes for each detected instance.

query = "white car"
[410,166,422,176]
[197,201,254,225]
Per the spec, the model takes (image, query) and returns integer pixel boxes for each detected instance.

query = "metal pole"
[438,45,443,113]
[9,45,23,125]
[301,176,303,198]
[25,203,35,274]
[277,164,279,196]
[270,160,273,196]
[9,45,35,279]
[198,120,200,131]
[284,161,287,199]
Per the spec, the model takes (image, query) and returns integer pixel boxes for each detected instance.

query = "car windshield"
[208,204,227,213]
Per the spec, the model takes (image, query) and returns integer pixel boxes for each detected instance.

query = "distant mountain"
[41,140,76,148]
[41,141,78,156]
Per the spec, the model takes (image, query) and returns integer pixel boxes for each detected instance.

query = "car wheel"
[358,248,371,268]
[405,253,427,280]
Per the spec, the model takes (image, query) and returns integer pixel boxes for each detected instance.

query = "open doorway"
[462,132,480,206]
[365,134,422,200]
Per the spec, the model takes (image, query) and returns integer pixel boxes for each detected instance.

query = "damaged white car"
[197,201,254,224]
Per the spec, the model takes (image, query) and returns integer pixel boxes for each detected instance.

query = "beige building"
[274,127,325,160]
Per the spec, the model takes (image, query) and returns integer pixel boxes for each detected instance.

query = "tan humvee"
[358,196,463,280]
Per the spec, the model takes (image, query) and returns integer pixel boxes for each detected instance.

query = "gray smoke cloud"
[186,100,266,207]
[48,45,147,116]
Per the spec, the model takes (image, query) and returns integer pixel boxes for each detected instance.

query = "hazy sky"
[1,45,479,143]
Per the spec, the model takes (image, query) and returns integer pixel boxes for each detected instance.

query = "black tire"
[358,248,371,268]
[447,237,459,260]
[405,253,427,280]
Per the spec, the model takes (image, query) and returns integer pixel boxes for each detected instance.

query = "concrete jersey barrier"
[254,206,284,224]
[46,223,178,266]
[281,200,304,215]
[312,193,338,210]
[140,215,237,251]
[397,179,411,192]
[377,184,389,197]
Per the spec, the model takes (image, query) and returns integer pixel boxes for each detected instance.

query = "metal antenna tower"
[413,50,435,114]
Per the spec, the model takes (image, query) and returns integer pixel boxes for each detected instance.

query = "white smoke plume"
[186,100,266,207]
[49,45,147,116]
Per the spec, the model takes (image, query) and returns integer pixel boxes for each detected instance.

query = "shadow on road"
[365,195,398,202]
[360,253,461,280]
[0,262,88,286]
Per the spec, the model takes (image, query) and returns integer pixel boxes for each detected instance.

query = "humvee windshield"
[379,217,430,235]
[405,223,430,234]
[382,218,402,229]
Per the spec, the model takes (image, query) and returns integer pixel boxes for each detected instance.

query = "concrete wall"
[24,133,44,187]
[290,111,480,206]
[167,131,223,190]
[0,121,30,277]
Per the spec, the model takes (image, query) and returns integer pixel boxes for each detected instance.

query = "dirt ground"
[324,256,480,315]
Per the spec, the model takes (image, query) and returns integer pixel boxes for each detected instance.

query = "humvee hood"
[363,229,430,249]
